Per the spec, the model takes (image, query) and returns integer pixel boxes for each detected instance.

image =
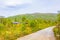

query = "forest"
[0,13,59,40]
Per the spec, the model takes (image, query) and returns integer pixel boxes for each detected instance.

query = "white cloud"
[0,0,32,8]
[4,0,32,6]
[0,0,60,17]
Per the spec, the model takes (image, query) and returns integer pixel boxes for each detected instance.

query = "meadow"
[0,13,58,40]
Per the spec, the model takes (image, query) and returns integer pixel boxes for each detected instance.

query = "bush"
[53,25,60,40]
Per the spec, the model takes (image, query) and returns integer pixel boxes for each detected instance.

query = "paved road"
[17,26,56,40]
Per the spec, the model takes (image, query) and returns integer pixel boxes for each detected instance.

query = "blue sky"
[0,0,60,17]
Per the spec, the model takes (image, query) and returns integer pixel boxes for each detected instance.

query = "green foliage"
[53,13,60,40]
[57,13,60,24]
[0,13,57,40]
[53,27,60,40]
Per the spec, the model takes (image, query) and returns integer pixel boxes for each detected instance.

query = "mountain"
[7,13,57,22]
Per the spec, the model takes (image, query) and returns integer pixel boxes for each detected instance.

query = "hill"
[8,13,57,22]
[0,13,57,40]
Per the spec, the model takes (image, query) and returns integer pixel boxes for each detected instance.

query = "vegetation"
[0,13,57,40]
[53,13,60,40]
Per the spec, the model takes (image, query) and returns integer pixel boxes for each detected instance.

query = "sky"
[0,0,60,17]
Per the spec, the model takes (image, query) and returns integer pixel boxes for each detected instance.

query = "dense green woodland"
[53,13,60,40]
[0,13,58,40]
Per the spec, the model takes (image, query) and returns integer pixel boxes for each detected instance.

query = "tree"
[56,12,60,40]
[0,16,5,24]
[57,13,60,24]
[57,11,60,23]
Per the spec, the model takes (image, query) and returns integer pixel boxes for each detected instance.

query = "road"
[17,26,56,40]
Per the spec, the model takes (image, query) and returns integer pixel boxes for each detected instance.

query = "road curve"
[17,26,56,40]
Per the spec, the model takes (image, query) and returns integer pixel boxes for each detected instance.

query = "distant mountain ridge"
[7,13,57,21]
